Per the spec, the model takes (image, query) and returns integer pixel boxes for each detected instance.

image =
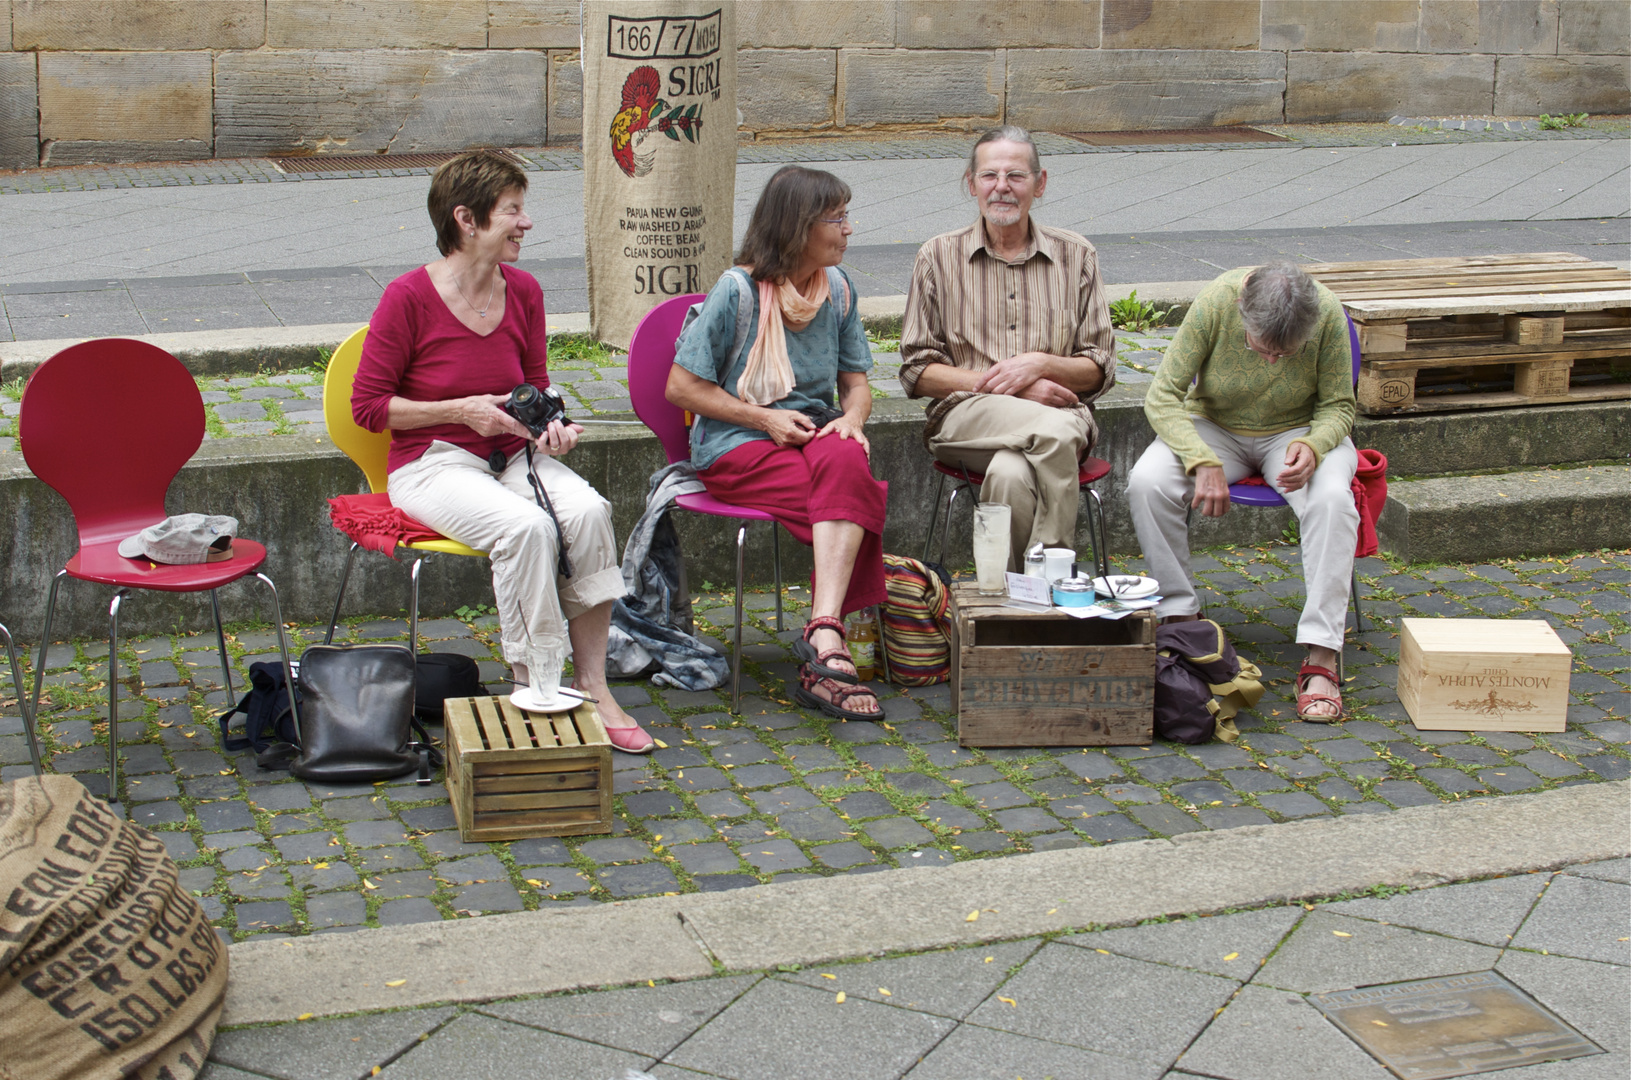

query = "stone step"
[1379,464,1631,564]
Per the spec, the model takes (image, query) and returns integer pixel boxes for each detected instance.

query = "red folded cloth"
[1351,448,1388,558]
[327,493,443,558]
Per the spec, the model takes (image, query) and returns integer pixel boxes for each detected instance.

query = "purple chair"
[628,294,784,715]
[1189,315,1366,632]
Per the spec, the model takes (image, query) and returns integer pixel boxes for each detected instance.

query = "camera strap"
[522,442,573,578]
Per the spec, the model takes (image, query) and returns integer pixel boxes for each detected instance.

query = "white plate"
[509,687,579,713]
[1092,575,1160,600]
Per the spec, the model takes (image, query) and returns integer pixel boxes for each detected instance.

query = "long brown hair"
[734,166,851,283]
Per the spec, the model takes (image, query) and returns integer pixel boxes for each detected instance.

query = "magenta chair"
[628,294,783,715]
[1187,315,1367,632]
[20,339,299,800]
[923,456,1114,581]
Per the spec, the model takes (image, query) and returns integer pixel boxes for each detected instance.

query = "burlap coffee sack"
[0,775,226,1080]
[583,1,737,349]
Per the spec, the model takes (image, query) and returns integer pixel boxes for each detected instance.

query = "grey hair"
[965,125,1042,181]
[1238,261,1322,351]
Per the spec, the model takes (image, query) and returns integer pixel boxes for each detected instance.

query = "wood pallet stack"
[1304,253,1631,415]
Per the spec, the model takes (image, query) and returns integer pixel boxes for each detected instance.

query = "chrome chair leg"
[1,623,42,775]
[29,570,67,724]
[731,524,747,715]
[409,555,425,656]
[922,471,948,563]
[1086,487,1110,580]
[255,573,302,736]
[771,525,783,633]
[209,588,234,701]
[1350,570,1365,634]
[324,541,361,645]
[107,589,128,802]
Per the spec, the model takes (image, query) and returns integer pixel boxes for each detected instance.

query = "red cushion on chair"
[933,456,1112,489]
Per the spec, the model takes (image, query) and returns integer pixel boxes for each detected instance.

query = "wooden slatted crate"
[1303,253,1631,415]
[950,584,1156,747]
[444,696,613,841]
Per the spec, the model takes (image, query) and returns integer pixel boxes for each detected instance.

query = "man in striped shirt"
[900,126,1117,569]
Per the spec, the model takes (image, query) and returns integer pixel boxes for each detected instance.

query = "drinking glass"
[972,502,1011,595]
[526,632,567,702]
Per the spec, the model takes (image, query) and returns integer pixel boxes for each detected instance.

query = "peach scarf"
[734,270,830,406]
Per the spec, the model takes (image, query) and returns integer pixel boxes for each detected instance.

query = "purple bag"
[1154,620,1264,744]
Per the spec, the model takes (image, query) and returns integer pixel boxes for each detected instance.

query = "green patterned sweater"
[1144,267,1356,473]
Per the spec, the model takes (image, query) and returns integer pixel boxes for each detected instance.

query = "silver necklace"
[454,270,497,318]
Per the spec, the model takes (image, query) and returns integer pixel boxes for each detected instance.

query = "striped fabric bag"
[880,554,953,686]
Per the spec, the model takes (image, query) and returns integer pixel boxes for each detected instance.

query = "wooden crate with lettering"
[950,584,1156,747]
[443,696,613,841]
[1397,618,1572,732]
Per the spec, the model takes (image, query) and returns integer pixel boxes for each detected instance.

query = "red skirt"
[699,434,888,616]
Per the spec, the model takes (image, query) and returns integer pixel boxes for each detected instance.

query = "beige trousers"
[928,395,1090,570]
[388,440,625,666]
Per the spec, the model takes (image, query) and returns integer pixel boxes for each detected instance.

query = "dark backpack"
[414,652,484,721]
[880,554,953,686]
[217,661,302,768]
[1154,620,1264,744]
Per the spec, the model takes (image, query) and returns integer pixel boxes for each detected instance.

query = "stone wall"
[0,0,1626,167]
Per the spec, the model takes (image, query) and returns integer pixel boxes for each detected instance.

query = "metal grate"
[1062,127,1289,147]
[270,149,525,174]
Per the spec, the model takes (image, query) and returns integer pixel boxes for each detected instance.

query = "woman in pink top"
[352,150,652,752]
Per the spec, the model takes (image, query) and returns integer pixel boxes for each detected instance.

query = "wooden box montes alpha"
[950,585,1156,747]
[1397,618,1572,732]
[443,696,613,841]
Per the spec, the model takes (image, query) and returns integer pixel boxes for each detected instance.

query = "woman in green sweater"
[1127,261,1358,722]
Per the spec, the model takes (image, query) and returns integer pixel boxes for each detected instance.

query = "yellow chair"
[322,325,487,654]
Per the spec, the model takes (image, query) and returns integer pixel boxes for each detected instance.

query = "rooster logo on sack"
[610,65,703,178]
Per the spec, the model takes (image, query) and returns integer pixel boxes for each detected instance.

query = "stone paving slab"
[199,859,1629,1079]
[3,550,1627,949]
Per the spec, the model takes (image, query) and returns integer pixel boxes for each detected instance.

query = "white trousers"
[388,440,625,665]
[1126,418,1359,651]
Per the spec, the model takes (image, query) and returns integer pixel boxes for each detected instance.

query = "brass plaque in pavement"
[1310,971,1602,1079]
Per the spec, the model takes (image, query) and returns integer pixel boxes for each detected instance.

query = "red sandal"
[793,668,881,722]
[1296,663,1345,723]
[791,616,858,685]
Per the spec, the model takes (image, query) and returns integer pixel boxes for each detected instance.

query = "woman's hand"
[1277,441,1316,492]
[455,394,530,438]
[533,419,583,456]
[760,408,817,448]
[817,412,871,459]
[1192,465,1231,518]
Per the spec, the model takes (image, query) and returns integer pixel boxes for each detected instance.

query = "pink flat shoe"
[605,724,655,754]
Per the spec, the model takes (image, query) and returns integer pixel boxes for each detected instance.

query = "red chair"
[20,339,299,800]
[923,457,1114,582]
[1,622,42,775]
[627,294,784,715]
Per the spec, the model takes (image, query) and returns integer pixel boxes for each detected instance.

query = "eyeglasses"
[974,170,1035,187]
[819,212,855,226]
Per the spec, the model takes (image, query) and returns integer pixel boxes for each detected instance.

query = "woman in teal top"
[667,166,888,721]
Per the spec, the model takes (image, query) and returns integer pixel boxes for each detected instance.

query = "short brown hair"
[735,166,852,283]
[427,150,529,256]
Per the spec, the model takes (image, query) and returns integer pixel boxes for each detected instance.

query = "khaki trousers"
[928,395,1090,570]
[388,440,625,666]
[1126,418,1360,652]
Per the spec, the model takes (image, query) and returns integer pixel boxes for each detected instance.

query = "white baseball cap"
[117,514,238,564]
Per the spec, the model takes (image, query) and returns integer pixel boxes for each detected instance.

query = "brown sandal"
[790,616,858,685]
[793,668,881,721]
[1296,663,1345,723]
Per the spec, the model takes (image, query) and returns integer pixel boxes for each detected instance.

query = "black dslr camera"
[504,383,571,437]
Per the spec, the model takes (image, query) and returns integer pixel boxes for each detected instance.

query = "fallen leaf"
[654,738,669,749]
[296,1013,314,1021]
[878,988,891,996]
[965,910,979,922]
[313,862,329,870]
[1372,1020,1389,1027]
[1047,909,1057,915]
[385,979,406,988]
[363,879,379,890]
[1332,931,1352,938]
[834,991,846,1004]
[820,973,837,980]
[998,996,1017,1007]
[1095,949,1110,955]
[525,879,544,887]
[1223,952,1239,961]
[983,957,993,963]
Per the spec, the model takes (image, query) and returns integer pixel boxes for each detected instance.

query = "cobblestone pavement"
[195,858,1629,1079]
[2,549,1626,945]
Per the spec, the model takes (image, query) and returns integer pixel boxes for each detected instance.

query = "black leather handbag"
[291,644,436,784]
